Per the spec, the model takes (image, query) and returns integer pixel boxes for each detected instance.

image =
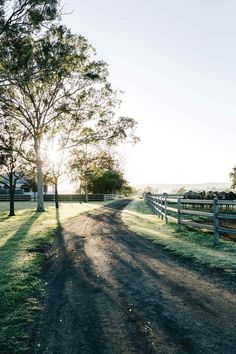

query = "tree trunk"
[9,173,15,216]
[85,179,88,203]
[36,158,45,212]
[79,184,82,204]
[55,181,59,209]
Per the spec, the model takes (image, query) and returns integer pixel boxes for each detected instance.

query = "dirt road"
[33,200,236,354]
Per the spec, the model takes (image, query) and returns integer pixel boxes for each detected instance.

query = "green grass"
[0,200,114,353]
[122,200,236,274]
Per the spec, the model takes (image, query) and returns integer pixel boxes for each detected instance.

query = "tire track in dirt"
[33,200,236,354]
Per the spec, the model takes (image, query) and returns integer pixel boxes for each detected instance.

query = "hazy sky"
[62,0,236,185]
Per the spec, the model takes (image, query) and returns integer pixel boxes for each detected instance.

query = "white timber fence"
[145,193,236,245]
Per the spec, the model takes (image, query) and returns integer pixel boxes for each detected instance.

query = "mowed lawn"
[122,199,236,273]
[0,201,113,353]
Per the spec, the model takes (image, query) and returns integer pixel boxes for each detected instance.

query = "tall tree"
[0,26,138,211]
[0,118,28,215]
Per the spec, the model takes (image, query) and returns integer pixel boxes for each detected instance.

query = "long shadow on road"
[34,209,108,354]
[33,200,236,354]
[81,200,236,353]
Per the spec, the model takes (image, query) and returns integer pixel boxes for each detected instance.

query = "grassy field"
[122,199,236,273]
[0,201,113,353]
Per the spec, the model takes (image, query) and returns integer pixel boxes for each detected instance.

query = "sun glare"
[45,138,75,192]
[48,148,62,164]
[47,139,63,164]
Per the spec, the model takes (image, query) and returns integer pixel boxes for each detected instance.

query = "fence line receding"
[145,193,236,245]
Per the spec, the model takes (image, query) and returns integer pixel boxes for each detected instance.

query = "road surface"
[33,200,236,354]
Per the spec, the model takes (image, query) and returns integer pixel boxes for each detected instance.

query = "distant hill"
[134,182,231,194]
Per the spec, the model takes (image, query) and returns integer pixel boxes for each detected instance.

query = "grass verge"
[0,200,113,353]
[122,199,236,274]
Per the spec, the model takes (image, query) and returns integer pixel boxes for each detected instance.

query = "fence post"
[145,194,148,208]
[151,195,155,215]
[158,197,161,218]
[160,196,164,220]
[156,197,159,218]
[164,194,168,223]
[154,197,158,216]
[213,197,219,245]
[177,198,181,231]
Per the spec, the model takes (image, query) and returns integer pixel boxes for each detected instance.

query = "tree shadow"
[55,208,61,229]
[0,211,42,256]
[32,201,236,354]
[79,203,236,353]
[51,204,197,353]
[103,199,131,211]
[33,208,108,354]
[55,207,67,253]
[0,211,44,352]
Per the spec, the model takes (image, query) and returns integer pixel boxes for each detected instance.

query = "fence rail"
[43,194,115,202]
[146,193,236,244]
[0,194,115,202]
[0,195,31,201]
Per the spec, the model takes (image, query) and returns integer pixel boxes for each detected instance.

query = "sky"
[62,0,236,186]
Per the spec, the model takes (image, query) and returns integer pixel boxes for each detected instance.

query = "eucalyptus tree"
[0,26,138,212]
[0,0,59,36]
[0,0,60,212]
[0,118,28,216]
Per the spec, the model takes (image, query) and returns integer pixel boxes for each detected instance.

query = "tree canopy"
[0,0,59,36]
[0,25,138,210]
[69,146,133,196]
[89,170,125,194]
[0,2,138,212]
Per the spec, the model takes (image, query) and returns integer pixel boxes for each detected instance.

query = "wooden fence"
[145,193,236,244]
[0,194,31,202]
[0,194,115,202]
[43,194,115,202]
